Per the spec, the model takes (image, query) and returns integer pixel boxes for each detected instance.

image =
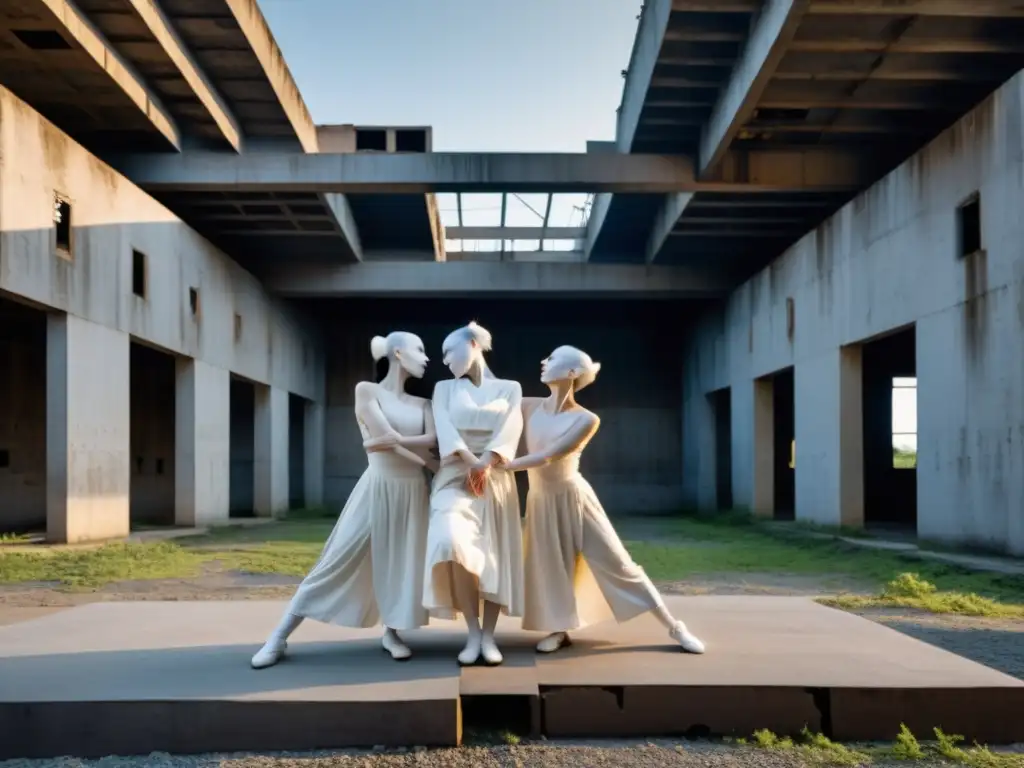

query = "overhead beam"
[700,0,811,177]
[673,0,759,10]
[319,193,364,261]
[646,193,694,265]
[789,38,1024,55]
[447,226,585,240]
[218,0,318,152]
[583,192,613,261]
[36,0,181,149]
[110,149,873,195]
[124,0,242,151]
[807,0,1024,17]
[263,262,733,299]
[617,0,675,152]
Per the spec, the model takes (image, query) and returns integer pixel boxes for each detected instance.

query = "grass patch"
[620,515,1024,610]
[2,510,1023,614]
[738,725,1024,766]
[821,573,1024,619]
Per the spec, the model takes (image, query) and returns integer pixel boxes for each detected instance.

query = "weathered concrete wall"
[682,70,1024,555]
[318,299,689,517]
[0,86,325,540]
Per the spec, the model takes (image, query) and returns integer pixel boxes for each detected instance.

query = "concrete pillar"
[46,314,130,543]
[303,400,325,508]
[254,384,289,516]
[838,345,865,529]
[175,359,230,527]
[793,349,864,528]
[751,377,774,517]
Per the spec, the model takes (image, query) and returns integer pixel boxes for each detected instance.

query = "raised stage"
[1,596,1022,758]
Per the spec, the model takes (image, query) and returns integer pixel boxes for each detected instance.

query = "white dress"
[424,377,524,619]
[287,391,430,631]
[521,401,664,633]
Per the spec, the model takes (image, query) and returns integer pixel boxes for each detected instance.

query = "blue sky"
[260,0,640,152]
[260,0,640,246]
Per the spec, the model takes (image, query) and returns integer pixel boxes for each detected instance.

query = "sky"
[260,0,640,249]
[259,0,640,152]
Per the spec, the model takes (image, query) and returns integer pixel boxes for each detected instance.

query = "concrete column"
[46,314,130,543]
[838,345,865,529]
[751,377,774,517]
[175,359,230,527]
[303,400,325,508]
[794,349,864,528]
[254,384,289,516]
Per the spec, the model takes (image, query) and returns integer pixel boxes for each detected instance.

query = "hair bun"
[370,335,389,361]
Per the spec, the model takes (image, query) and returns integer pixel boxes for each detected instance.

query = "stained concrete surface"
[1,597,1023,758]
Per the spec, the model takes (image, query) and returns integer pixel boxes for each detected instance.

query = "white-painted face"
[442,331,479,379]
[540,345,583,385]
[394,332,429,379]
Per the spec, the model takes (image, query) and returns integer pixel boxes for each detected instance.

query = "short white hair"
[442,321,495,378]
[554,345,602,391]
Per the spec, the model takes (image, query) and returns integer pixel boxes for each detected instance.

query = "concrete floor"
[0,597,1022,759]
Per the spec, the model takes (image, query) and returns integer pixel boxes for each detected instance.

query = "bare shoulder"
[353,380,378,400]
[406,394,430,408]
[576,407,600,431]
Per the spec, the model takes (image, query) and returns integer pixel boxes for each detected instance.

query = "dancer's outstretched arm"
[504,412,599,472]
[354,382,426,468]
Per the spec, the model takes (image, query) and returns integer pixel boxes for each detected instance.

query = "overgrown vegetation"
[736,725,1024,766]
[2,509,1023,618]
[893,448,917,469]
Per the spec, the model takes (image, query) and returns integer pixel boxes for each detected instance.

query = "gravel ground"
[5,739,1017,768]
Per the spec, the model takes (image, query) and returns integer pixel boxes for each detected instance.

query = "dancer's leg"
[480,600,503,665]
[382,626,412,661]
[251,613,304,669]
[451,563,483,665]
[581,509,705,654]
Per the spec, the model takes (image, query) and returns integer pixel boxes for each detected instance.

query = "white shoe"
[251,637,287,669]
[536,632,571,654]
[458,634,482,666]
[382,631,412,661]
[480,636,503,666]
[670,621,705,654]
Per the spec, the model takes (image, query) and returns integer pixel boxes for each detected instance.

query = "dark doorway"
[0,296,47,536]
[862,327,917,532]
[229,377,256,517]
[129,342,177,528]
[772,367,796,520]
[709,388,733,510]
[289,394,306,510]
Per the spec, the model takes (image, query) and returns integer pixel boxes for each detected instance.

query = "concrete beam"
[617,0,675,153]
[445,251,586,263]
[37,0,181,149]
[263,262,732,299]
[446,226,584,240]
[789,38,1024,55]
[583,193,613,260]
[124,0,242,151]
[808,0,1024,16]
[699,0,811,176]
[320,193,364,261]
[219,0,318,152]
[646,193,694,265]
[111,150,870,195]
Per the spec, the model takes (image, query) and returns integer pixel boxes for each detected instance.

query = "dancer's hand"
[466,466,488,497]
[364,433,400,452]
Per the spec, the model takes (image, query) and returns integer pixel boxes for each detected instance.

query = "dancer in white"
[503,345,705,655]
[251,331,436,669]
[424,322,524,667]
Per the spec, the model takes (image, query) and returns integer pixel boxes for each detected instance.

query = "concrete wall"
[317,299,690,516]
[0,86,326,540]
[682,70,1024,555]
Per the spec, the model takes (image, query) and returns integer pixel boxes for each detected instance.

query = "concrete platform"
[1,597,1022,758]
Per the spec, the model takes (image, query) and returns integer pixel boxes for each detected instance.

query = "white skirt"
[522,471,662,633]
[288,456,430,631]
[423,457,524,619]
